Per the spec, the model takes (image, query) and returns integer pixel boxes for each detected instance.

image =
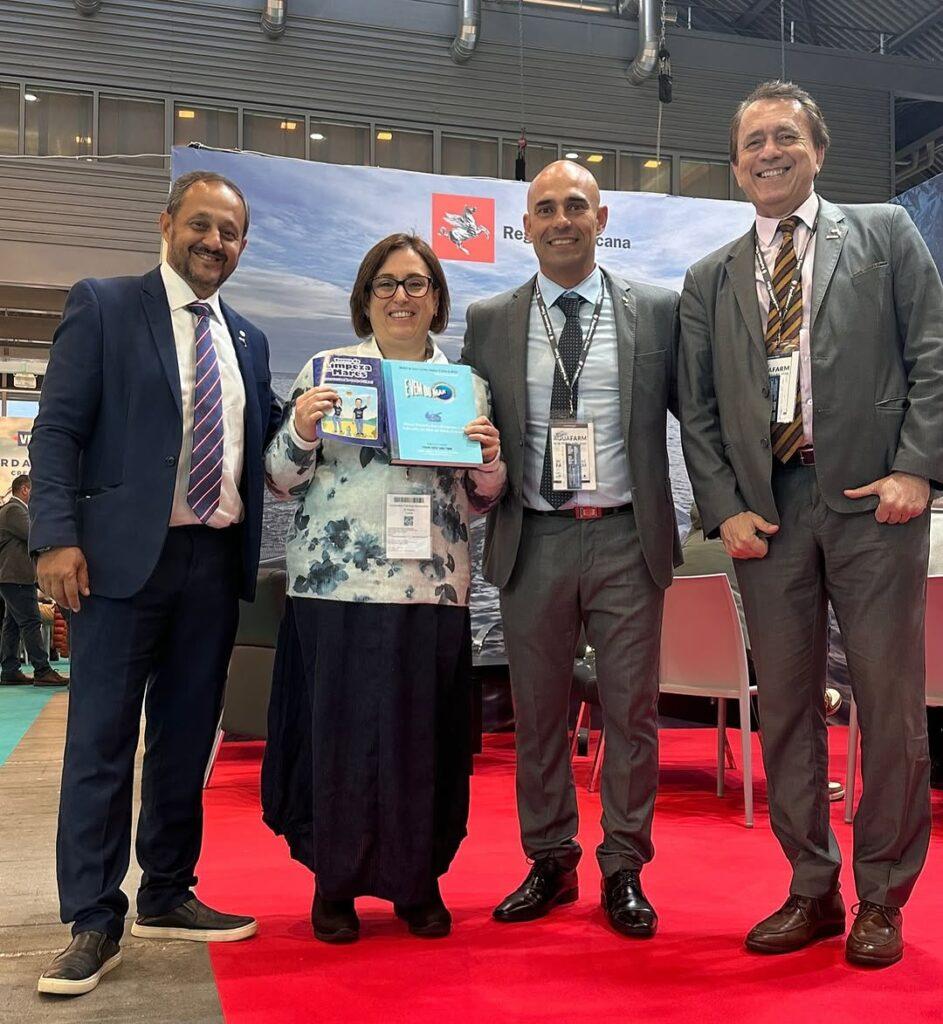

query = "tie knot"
[186,301,212,320]
[556,292,583,320]
[777,216,800,240]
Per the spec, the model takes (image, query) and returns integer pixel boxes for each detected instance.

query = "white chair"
[844,575,943,823]
[659,574,757,827]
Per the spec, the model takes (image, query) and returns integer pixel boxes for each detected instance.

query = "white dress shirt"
[160,261,246,528]
[522,265,632,510]
[754,191,819,445]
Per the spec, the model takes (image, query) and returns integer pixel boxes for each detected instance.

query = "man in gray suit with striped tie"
[679,81,943,967]
[462,161,681,937]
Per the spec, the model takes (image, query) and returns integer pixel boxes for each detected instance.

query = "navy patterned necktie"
[539,292,585,508]
[186,301,225,523]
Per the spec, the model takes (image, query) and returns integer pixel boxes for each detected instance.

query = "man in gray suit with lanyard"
[680,81,943,967]
[463,161,681,937]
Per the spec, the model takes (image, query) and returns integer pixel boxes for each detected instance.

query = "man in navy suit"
[30,171,282,996]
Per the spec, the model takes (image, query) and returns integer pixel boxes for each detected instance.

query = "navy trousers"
[57,525,241,941]
[0,582,50,676]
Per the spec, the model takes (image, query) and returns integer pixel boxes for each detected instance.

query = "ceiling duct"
[73,0,103,13]
[450,0,480,63]
[626,0,657,85]
[261,0,287,39]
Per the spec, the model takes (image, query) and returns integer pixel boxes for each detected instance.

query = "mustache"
[190,244,226,261]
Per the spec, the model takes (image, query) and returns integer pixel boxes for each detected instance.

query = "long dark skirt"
[261,597,473,905]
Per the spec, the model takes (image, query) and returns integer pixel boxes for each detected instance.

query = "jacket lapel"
[221,302,262,444]
[140,267,182,418]
[810,199,847,331]
[725,229,766,360]
[506,277,534,438]
[607,271,636,444]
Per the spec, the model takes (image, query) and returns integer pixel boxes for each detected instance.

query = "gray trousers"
[499,509,663,876]
[735,461,931,907]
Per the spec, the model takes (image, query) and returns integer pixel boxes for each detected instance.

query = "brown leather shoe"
[745,891,845,954]
[845,901,903,967]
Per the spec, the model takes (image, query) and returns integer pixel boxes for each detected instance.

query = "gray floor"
[0,694,224,1024]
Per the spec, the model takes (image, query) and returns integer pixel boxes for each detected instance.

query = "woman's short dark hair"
[729,80,831,163]
[166,170,250,235]
[349,233,451,339]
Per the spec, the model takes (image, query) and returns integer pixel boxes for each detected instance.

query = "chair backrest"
[926,576,943,706]
[659,574,750,698]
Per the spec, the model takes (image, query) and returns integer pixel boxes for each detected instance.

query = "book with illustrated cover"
[312,353,385,448]
[381,360,483,468]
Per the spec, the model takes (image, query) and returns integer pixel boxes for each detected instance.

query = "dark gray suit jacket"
[0,498,36,584]
[462,268,682,590]
[679,198,943,538]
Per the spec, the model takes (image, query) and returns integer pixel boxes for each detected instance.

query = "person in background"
[30,170,281,996]
[262,233,506,943]
[0,474,66,686]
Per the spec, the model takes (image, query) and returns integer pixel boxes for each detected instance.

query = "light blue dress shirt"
[522,265,633,510]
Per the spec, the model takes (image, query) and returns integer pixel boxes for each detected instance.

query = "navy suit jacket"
[29,266,282,601]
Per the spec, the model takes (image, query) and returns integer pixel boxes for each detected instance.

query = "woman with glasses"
[261,233,506,943]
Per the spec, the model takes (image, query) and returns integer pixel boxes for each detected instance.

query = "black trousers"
[57,525,241,941]
[0,582,50,676]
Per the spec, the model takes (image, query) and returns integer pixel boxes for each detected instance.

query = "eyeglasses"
[370,275,434,299]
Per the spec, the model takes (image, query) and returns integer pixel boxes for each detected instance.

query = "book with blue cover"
[312,353,385,448]
[381,360,483,468]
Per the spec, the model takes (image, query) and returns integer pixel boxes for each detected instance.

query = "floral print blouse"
[264,338,507,606]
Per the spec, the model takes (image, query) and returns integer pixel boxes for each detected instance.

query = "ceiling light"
[310,132,325,141]
[643,159,662,169]
[177,109,196,119]
[280,121,298,131]
[587,154,604,163]
[24,93,38,102]
[376,130,393,141]
[564,151,579,160]
[74,135,91,145]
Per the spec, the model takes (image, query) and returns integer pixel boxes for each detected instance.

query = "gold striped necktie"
[765,216,805,463]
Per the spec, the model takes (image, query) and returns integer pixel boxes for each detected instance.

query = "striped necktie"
[186,301,225,523]
[765,216,805,463]
[539,292,584,508]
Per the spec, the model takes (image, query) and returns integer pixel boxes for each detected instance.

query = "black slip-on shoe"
[312,891,359,944]
[131,897,257,942]
[38,931,121,996]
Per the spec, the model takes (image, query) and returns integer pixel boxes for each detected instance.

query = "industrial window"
[680,158,730,200]
[501,140,558,181]
[563,146,616,190]
[24,86,93,157]
[0,83,18,155]
[308,120,369,166]
[619,153,671,194]
[174,103,238,150]
[374,127,434,173]
[99,95,165,167]
[244,111,306,160]
[442,135,499,178]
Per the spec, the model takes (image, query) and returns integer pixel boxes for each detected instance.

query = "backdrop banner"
[171,147,757,658]
[0,417,33,498]
[895,170,943,275]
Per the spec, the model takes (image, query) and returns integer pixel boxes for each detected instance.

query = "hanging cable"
[780,0,786,79]
[654,0,671,168]
[515,0,527,181]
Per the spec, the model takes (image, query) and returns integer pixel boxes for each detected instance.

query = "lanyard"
[534,278,606,418]
[754,213,818,348]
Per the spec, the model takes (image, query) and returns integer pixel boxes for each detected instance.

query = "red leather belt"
[524,504,633,520]
[797,445,815,466]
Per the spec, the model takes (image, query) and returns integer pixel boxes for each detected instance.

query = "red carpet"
[199,729,943,1024]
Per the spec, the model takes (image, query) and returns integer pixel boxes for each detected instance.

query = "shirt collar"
[160,261,224,322]
[10,496,26,509]
[536,265,603,309]
[755,191,820,247]
[361,335,448,364]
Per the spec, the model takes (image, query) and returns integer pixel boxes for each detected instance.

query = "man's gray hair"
[166,170,250,234]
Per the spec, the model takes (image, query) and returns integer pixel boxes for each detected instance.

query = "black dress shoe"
[131,896,257,942]
[845,901,903,967]
[601,869,657,938]
[394,882,452,938]
[745,891,845,954]
[493,860,579,923]
[0,670,30,684]
[311,891,359,944]
[38,931,121,996]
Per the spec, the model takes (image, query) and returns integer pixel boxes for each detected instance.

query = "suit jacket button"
[165,455,177,466]
[760,438,770,449]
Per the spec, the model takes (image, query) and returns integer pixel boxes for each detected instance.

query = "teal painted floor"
[0,660,69,765]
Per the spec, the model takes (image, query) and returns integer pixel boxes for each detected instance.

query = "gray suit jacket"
[679,198,943,538]
[462,268,682,590]
[0,498,37,584]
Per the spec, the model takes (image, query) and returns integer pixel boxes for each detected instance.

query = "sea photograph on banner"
[170,147,754,660]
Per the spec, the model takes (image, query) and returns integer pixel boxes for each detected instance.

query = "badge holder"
[549,420,597,492]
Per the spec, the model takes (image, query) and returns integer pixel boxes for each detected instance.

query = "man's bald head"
[523,160,608,288]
